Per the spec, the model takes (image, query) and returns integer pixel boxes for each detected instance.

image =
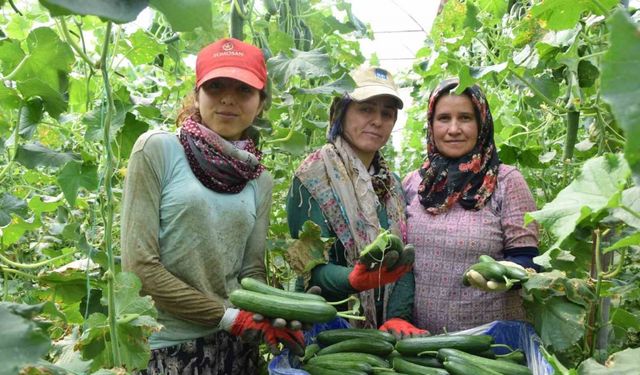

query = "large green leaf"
[116,113,149,160]
[17,79,67,119]
[526,296,586,351]
[123,29,165,66]
[38,0,149,24]
[601,9,640,177]
[0,81,20,110]
[18,97,44,139]
[577,348,640,374]
[296,73,355,95]
[531,0,618,31]
[0,304,51,375]
[612,186,640,230]
[285,221,334,277]
[56,161,99,206]
[78,273,159,371]
[83,101,131,142]
[527,154,630,247]
[0,38,25,75]
[149,0,212,32]
[0,215,39,246]
[0,193,27,227]
[268,49,332,84]
[15,143,76,170]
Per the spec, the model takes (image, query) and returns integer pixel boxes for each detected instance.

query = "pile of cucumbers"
[300,328,533,375]
[229,278,337,324]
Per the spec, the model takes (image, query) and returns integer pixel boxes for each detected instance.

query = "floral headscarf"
[417,78,501,214]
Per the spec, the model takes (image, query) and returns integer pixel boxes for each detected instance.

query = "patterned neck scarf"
[417,78,501,214]
[179,116,265,193]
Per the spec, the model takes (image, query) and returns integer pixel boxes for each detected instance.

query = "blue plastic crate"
[268,318,553,375]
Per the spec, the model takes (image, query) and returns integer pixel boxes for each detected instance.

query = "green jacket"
[287,176,415,325]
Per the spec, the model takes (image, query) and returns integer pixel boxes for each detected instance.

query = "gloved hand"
[379,318,429,340]
[348,246,414,292]
[220,308,305,355]
[466,261,527,292]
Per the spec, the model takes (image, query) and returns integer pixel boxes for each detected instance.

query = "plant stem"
[58,17,97,69]
[99,21,122,367]
[0,106,23,185]
[0,252,74,269]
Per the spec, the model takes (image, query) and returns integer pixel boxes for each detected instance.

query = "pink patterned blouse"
[403,164,538,333]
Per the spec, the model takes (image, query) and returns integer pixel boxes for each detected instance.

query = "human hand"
[222,309,305,355]
[348,248,414,292]
[379,317,429,340]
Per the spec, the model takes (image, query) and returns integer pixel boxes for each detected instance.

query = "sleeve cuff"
[218,307,239,331]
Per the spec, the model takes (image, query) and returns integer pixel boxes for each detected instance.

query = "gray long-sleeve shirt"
[121,130,272,349]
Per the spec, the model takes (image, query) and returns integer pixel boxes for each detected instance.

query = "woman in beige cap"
[121,38,303,374]
[287,67,427,338]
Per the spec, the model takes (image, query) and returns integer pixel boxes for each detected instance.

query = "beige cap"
[349,67,404,109]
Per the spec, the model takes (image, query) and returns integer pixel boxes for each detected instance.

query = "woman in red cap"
[286,67,427,339]
[121,38,303,374]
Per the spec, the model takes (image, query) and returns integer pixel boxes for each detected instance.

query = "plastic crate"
[268,318,553,375]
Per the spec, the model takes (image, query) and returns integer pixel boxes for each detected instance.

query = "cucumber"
[302,364,367,375]
[469,262,508,281]
[240,277,325,302]
[229,289,336,323]
[444,356,502,375]
[308,352,390,368]
[317,328,396,345]
[399,355,443,368]
[302,343,320,363]
[392,357,450,375]
[438,348,532,375]
[304,360,372,373]
[496,349,526,365]
[317,338,394,357]
[478,255,495,263]
[503,265,529,281]
[395,334,493,356]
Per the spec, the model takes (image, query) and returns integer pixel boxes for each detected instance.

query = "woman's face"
[196,77,264,140]
[342,96,398,165]
[431,94,478,159]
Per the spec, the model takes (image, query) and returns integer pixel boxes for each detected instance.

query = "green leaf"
[0,81,21,110]
[604,232,640,253]
[577,348,640,374]
[268,49,332,84]
[577,60,599,88]
[39,0,149,24]
[611,307,640,331]
[526,295,585,351]
[527,154,630,246]
[124,29,165,66]
[285,221,334,277]
[149,0,212,32]
[17,79,67,119]
[0,193,27,227]
[601,9,640,177]
[28,195,64,216]
[56,161,99,206]
[77,273,159,371]
[115,113,149,160]
[18,97,44,139]
[273,130,306,156]
[0,304,51,375]
[0,215,39,246]
[612,187,640,229]
[296,73,355,95]
[15,143,76,170]
[531,0,618,31]
[0,38,25,75]
[83,100,131,142]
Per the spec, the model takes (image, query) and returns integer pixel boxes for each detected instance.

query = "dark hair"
[327,95,353,142]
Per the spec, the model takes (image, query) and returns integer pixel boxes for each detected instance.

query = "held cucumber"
[229,289,336,323]
[240,277,325,302]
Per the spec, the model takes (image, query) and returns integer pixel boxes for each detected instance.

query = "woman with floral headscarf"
[287,67,426,338]
[402,78,540,334]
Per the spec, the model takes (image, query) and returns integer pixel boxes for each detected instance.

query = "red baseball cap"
[195,38,267,90]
